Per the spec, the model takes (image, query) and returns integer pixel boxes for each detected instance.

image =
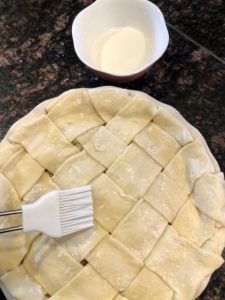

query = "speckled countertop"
[0,0,225,299]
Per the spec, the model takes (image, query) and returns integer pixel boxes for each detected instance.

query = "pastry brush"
[0,185,93,238]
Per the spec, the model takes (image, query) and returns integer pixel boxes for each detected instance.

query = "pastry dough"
[47,89,104,141]
[58,221,107,262]
[153,108,193,146]
[124,267,173,300]
[45,90,76,112]
[53,150,105,188]
[77,126,126,167]
[88,87,132,122]
[0,265,47,300]
[24,235,82,295]
[145,226,224,300]
[164,139,214,194]
[112,200,167,261]
[144,173,188,222]
[23,172,59,203]
[10,116,79,173]
[107,143,162,198]
[202,228,225,255]
[114,295,128,300]
[0,173,20,211]
[172,200,216,247]
[192,173,225,226]
[0,87,224,300]
[91,174,136,232]
[1,149,44,197]
[0,141,21,169]
[106,93,158,144]
[50,265,117,300]
[0,216,34,276]
[134,123,180,167]
[88,236,143,291]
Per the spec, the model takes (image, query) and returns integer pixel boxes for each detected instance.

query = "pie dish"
[0,87,224,300]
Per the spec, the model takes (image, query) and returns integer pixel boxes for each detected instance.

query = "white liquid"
[91,27,149,75]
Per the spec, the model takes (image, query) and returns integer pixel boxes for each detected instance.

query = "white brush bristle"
[22,185,94,238]
[58,186,93,236]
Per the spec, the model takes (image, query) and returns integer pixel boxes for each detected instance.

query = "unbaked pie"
[0,87,224,300]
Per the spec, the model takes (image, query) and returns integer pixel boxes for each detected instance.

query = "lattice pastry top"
[0,87,224,300]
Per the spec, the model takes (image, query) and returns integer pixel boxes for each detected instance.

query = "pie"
[0,87,224,300]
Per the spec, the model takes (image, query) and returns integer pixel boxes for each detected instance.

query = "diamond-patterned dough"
[124,267,173,300]
[89,87,132,122]
[50,265,117,300]
[0,87,224,300]
[77,126,126,167]
[112,200,167,261]
[53,150,105,188]
[134,123,180,167]
[1,149,44,197]
[0,216,34,276]
[146,226,223,300]
[0,173,20,211]
[45,93,65,112]
[202,228,225,255]
[153,108,193,146]
[24,235,82,295]
[107,143,162,198]
[192,173,225,226]
[23,172,59,203]
[0,177,25,275]
[106,93,158,144]
[47,89,104,141]
[0,265,47,300]
[58,221,107,262]
[91,174,136,232]
[144,172,188,223]
[172,200,216,247]
[164,139,214,194]
[88,236,143,291]
[9,115,79,173]
[0,141,21,169]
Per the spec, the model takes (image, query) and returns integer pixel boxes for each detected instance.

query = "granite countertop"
[0,0,225,299]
